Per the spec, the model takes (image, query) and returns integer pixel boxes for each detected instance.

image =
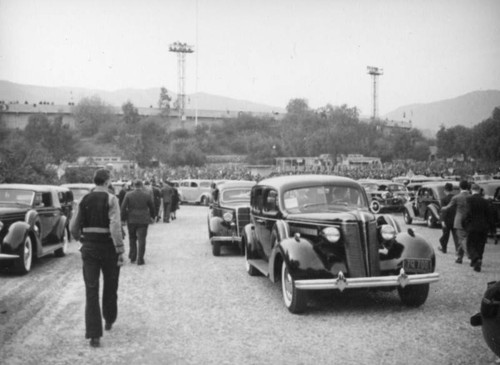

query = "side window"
[41,192,52,207]
[263,189,278,214]
[190,182,198,188]
[252,188,263,214]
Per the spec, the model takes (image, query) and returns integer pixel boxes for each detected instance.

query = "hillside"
[0,80,284,113]
[383,90,500,131]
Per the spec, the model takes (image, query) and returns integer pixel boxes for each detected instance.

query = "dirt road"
[1,206,499,365]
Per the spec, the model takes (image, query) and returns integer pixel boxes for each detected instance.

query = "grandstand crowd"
[129,159,500,184]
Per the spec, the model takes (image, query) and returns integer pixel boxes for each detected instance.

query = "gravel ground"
[1,205,499,365]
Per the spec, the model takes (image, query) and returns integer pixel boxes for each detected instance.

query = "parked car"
[0,184,72,274]
[477,180,500,241]
[243,175,440,313]
[178,179,225,205]
[358,179,410,213]
[403,181,460,228]
[207,180,256,256]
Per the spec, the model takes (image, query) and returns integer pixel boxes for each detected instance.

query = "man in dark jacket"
[161,181,174,223]
[121,180,155,265]
[463,184,495,272]
[438,182,457,254]
[442,180,470,264]
[70,169,125,347]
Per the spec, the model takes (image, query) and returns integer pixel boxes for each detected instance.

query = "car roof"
[217,180,256,190]
[0,183,64,192]
[420,181,459,189]
[257,174,360,191]
[61,183,95,188]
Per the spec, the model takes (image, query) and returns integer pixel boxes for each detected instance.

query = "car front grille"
[342,221,380,278]
[236,207,251,235]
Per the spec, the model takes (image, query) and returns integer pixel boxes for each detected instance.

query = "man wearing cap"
[463,184,495,272]
[120,179,155,265]
[70,169,125,348]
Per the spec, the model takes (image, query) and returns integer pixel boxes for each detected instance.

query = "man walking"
[161,181,174,223]
[70,169,125,348]
[121,179,155,265]
[441,180,470,264]
[438,182,457,254]
[463,184,495,272]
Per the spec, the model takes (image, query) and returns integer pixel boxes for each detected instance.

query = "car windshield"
[361,183,378,191]
[0,189,35,206]
[221,188,252,203]
[388,184,407,192]
[283,185,368,213]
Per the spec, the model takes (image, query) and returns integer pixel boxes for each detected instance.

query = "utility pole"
[169,42,194,122]
[367,66,383,120]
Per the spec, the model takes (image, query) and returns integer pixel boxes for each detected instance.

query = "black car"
[208,180,256,256]
[358,179,410,213]
[403,181,459,228]
[243,175,440,313]
[0,184,72,274]
[477,180,500,241]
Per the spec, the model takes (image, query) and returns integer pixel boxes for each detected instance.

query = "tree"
[122,100,140,126]
[286,98,310,115]
[158,87,171,117]
[73,96,113,137]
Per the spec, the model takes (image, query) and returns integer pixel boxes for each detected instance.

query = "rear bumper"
[0,253,19,260]
[294,269,440,291]
[211,236,241,244]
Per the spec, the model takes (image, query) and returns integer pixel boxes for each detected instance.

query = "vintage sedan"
[358,179,410,213]
[207,180,256,256]
[243,175,440,313]
[477,180,500,241]
[403,181,459,228]
[0,184,72,274]
[178,179,225,205]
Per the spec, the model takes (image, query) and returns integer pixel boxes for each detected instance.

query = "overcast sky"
[1,0,499,115]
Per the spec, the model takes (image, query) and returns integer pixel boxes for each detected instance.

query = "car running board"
[41,243,63,256]
[247,259,269,276]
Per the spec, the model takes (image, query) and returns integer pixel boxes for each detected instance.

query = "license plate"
[403,258,432,273]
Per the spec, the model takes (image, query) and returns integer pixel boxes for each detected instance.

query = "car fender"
[198,192,211,203]
[243,223,257,251]
[272,236,326,282]
[55,215,67,239]
[427,204,440,220]
[380,231,436,272]
[403,202,417,218]
[209,216,224,235]
[3,221,31,251]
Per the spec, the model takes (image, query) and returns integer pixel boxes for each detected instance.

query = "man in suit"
[121,180,155,265]
[441,180,470,264]
[161,181,174,223]
[438,182,457,254]
[463,184,495,272]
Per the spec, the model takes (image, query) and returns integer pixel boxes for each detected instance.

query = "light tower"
[169,42,194,121]
[367,66,383,120]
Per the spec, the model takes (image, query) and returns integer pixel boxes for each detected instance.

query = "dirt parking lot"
[1,205,499,365]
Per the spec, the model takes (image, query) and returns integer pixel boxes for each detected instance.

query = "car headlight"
[380,224,396,241]
[223,212,233,222]
[322,227,341,243]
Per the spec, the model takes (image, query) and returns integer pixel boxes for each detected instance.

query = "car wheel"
[281,262,307,314]
[398,283,430,307]
[54,236,68,257]
[201,196,208,206]
[212,241,221,256]
[426,212,434,228]
[370,200,381,214]
[245,243,260,276]
[14,235,33,274]
[403,209,413,224]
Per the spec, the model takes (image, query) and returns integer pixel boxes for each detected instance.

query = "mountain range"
[1,80,499,133]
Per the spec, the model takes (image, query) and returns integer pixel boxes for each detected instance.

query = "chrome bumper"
[0,253,20,260]
[294,269,440,292]
[210,236,242,243]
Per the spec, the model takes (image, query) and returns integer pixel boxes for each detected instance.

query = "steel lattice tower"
[169,42,194,120]
[367,66,383,120]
